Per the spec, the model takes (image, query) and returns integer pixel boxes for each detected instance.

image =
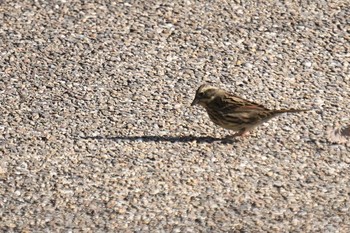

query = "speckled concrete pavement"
[1,1,349,232]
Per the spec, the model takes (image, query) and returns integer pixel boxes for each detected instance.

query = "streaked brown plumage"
[191,84,310,137]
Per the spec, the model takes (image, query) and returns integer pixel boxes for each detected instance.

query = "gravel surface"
[1,0,350,232]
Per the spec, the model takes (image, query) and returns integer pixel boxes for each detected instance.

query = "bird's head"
[191,84,222,107]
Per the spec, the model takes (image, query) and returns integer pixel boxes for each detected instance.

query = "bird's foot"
[232,129,250,137]
[222,129,250,143]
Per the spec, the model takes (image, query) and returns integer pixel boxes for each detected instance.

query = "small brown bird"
[191,84,310,137]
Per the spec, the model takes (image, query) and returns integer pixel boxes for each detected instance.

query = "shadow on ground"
[81,135,233,143]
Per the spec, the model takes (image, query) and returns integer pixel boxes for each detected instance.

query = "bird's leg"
[224,129,250,141]
[233,128,250,137]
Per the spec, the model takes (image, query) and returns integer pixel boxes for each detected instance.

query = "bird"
[191,84,310,137]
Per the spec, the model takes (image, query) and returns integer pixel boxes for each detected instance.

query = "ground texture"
[1,0,350,232]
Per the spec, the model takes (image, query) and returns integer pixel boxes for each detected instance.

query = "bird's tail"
[273,108,311,114]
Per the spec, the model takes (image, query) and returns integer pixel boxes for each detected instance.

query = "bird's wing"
[216,94,269,113]
[223,109,278,125]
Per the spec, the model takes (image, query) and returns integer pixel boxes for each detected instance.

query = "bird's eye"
[198,92,204,97]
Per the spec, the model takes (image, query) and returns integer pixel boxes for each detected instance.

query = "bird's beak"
[191,98,199,106]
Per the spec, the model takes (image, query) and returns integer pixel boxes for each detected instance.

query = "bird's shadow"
[81,135,234,144]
